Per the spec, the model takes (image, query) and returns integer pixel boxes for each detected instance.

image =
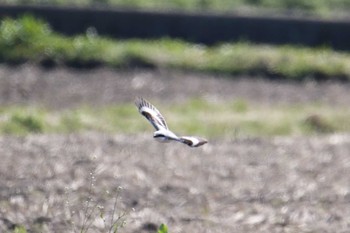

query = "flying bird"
[135,97,207,147]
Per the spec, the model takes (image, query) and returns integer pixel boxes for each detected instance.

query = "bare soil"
[1,64,350,108]
[0,64,350,233]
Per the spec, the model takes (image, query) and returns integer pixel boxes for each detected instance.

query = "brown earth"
[1,64,350,108]
[0,64,350,233]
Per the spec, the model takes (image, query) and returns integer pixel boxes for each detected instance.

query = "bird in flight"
[135,97,207,147]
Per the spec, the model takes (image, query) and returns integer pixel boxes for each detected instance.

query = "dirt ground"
[1,64,350,233]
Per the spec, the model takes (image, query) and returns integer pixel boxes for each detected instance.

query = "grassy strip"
[1,99,349,137]
[2,16,350,80]
[3,0,350,17]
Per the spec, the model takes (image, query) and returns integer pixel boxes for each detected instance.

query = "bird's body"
[135,97,207,147]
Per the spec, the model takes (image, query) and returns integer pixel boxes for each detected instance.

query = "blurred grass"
[2,0,350,17]
[1,16,350,80]
[0,99,350,137]
[13,226,27,233]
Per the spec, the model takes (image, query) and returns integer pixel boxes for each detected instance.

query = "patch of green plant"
[2,16,350,80]
[1,99,350,137]
[101,104,146,133]
[59,111,86,133]
[1,110,45,135]
[230,99,248,113]
[162,99,350,137]
[158,223,168,233]
[13,226,27,233]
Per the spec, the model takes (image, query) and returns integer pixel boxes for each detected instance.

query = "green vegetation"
[0,16,349,138]
[158,223,168,233]
[0,99,349,137]
[13,226,27,233]
[1,16,350,80]
[3,113,44,134]
[3,0,350,17]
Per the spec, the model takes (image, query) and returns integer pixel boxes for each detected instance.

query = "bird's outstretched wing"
[135,97,168,130]
[180,136,207,147]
